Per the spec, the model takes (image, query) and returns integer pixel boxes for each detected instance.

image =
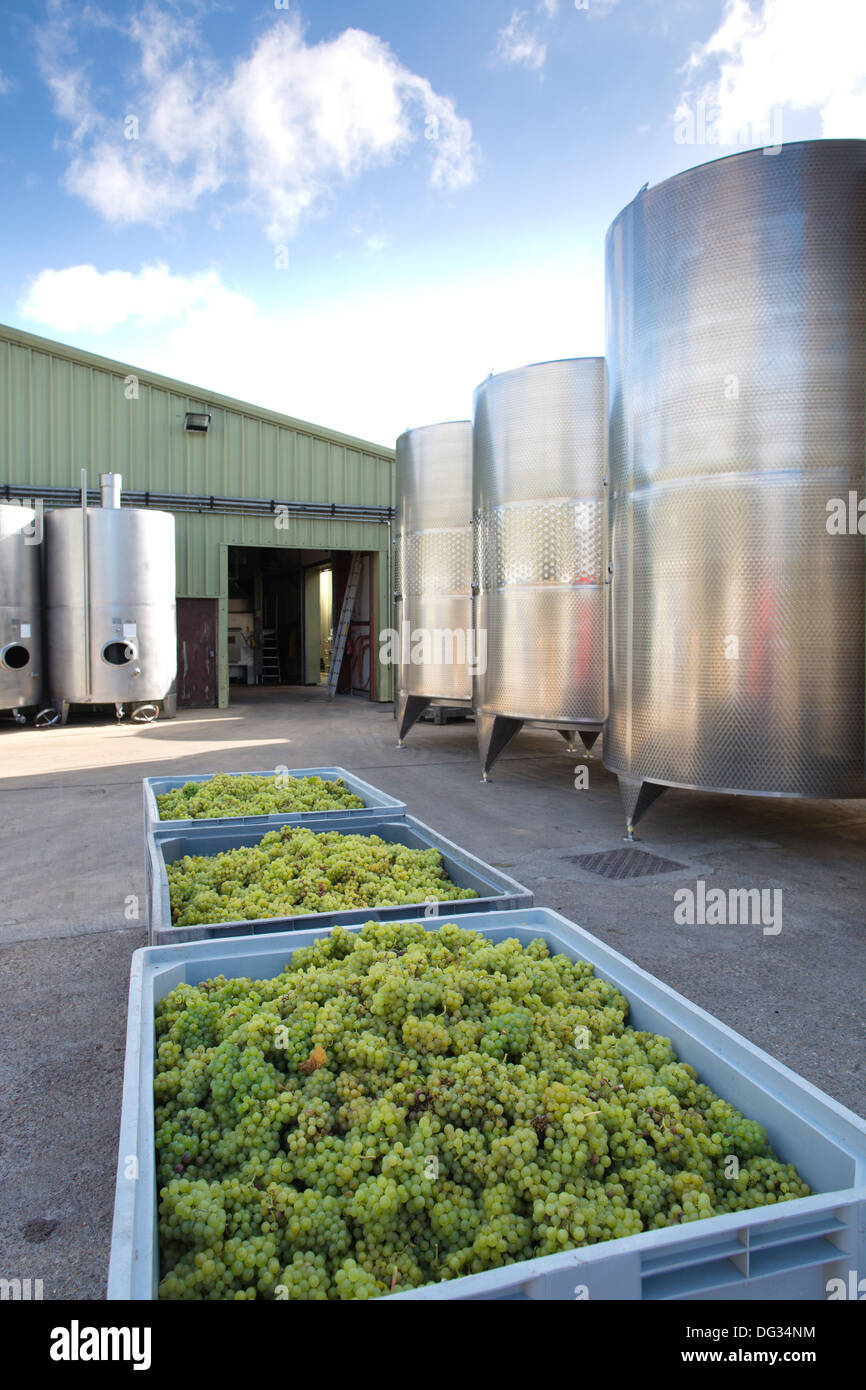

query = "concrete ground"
[1,684,864,1299]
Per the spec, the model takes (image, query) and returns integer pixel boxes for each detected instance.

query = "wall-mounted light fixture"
[184,412,212,433]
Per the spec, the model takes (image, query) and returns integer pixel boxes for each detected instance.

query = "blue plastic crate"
[147,812,534,945]
[144,766,405,834]
[143,768,406,911]
[109,907,866,1301]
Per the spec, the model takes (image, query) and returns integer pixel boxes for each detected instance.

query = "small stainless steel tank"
[473,357,608,778]
[605,139,866,834]
[0,504,43,716]
[46,475,177,722]
[393,422,474,743]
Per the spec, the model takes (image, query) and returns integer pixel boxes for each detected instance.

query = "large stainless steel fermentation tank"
[605,139,866,834]
[394,422,474,743]
[45,474,178,723]
[0,503,43,718]
[473,358,608,779]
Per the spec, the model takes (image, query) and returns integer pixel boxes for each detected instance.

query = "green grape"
[155,920,810,1300]
[157,773,366,820]
[166,827,479,926]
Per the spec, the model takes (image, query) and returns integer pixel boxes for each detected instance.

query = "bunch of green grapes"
[156,773,365,821]
[155,920,810,1300]
[166,827,479,926]
[480,1006,533,1060]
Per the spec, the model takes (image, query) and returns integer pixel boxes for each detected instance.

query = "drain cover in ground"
[564,848,687,880]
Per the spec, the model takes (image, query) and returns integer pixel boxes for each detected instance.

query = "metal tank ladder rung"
[326,554,362,698]
[260,630,281,684]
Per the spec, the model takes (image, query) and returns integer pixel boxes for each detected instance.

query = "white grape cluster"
[167,828,479,926]
[157,773,365,821]
[154,920,809,1299]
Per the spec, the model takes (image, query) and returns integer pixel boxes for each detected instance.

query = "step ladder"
[327,554,362,698]
[261,630,282,684]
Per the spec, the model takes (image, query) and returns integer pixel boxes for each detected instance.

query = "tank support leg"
[578,729,601,759]
[477,714,524,782]
[558,729,577,754]
[162,691,177,720]
[395,694,429,747]
[617,776,668,840]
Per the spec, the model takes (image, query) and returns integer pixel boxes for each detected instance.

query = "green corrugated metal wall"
[0,323,395,706]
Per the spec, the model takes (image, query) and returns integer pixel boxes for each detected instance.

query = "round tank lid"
[604,136,866,240]
[473,356,605,397]
[396,420,472,446]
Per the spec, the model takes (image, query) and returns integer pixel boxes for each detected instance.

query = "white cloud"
[538,0,559,16]
[18,257,603,446]
[18,263,254,336]
[678,0,866,144]
[37,6,478,239]
[495,10,547,71]
[0,70,11,95]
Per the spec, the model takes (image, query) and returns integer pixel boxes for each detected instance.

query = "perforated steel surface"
[475,499,603,589]
[473,359,608,726]
[605,140,866,799]
[395,526,473,597]
[394,422,473,705]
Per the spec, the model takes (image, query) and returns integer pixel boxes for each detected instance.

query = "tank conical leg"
[558,729,577,754]
[477,714,524,781]
[617,776,668,840]
[578,729,601,758]
[395,694,429,746]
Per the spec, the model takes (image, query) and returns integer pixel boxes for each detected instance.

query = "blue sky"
[0,0,863,444]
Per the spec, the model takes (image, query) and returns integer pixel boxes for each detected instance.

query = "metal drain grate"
[565,848,687,881]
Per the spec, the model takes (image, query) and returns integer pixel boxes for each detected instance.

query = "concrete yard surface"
[1,685,864,1299]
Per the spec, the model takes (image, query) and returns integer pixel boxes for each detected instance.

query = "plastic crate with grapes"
[143,767,406,833]
[109,910,866,1301]
[146,814,533,945]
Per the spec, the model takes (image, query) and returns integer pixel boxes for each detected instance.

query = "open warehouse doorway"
[221,544,375,703]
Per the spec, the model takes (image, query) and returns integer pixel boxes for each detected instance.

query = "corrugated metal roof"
[0,321,395,460]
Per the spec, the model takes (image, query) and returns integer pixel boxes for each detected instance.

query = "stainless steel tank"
[46,475,177,722]
[0,504,43,716]
[473,357,608,778]
[393,422,474,743]
[605,139,866,834]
